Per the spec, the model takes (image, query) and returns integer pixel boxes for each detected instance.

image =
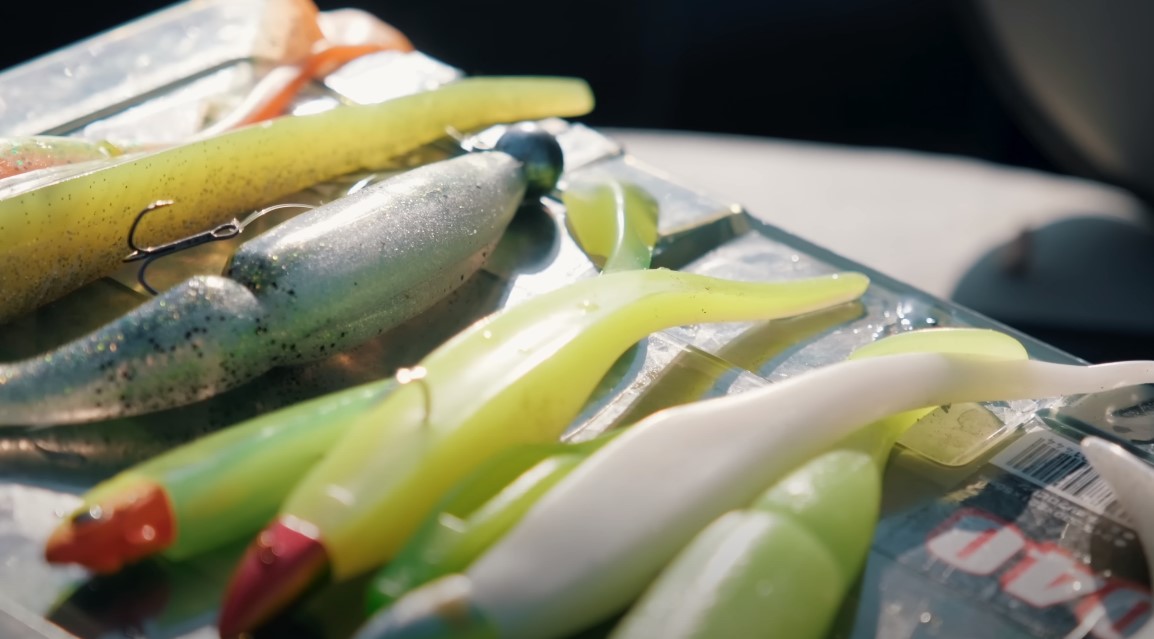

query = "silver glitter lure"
[0,131,560,426]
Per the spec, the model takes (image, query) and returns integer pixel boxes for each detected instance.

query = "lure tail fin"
[840,328,1029,464]
[0,276,267,426]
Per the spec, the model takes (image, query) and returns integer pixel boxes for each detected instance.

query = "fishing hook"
[123,200,314,294]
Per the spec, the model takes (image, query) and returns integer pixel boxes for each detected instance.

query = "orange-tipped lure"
[216,268,870,637]
[45,481,174,574]
[44,381,396,573]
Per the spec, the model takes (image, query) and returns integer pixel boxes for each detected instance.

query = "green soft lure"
[362,174,658,614]
[358,331,1154,639]
[217,267,870,637]
[608,328,1030,639]
[44,380,396,573]
[610,449,881,639]
[562,177,658,273]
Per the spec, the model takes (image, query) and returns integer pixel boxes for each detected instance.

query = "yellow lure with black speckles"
[0,76,594,323]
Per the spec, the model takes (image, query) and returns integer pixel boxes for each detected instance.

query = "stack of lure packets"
[1,2,1152,639]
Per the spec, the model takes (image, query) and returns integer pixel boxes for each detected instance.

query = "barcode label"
[991,431,1128,523]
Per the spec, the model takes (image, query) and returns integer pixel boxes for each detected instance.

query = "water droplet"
[397,366,428,385]
[919,612,932,624]
[257,531,279,564]
[482,330,493,339]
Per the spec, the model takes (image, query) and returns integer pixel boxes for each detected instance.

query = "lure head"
[218,516,331,638]
[44,481,174,574]
[493,124,564,198]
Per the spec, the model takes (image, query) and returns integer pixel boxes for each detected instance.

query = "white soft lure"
[367,354,1154,639]
[1080,438,1154,639]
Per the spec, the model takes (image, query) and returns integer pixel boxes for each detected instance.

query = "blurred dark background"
[5,0,1154,363]
[0,0,1061,175]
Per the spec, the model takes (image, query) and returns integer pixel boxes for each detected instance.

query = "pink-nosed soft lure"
[364,343,1154,639]
[0,128,561,426]
[215,267,870,638]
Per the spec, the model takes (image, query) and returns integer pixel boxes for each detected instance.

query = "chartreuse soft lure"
[611,449,880,639]
[46,162,652,573]
[607,329,1029,639]
[0,128,561,426]
[0,76,593,323]
[294,174,658,617]
[44,380,395,574]
[562,176,658,273]
[351,328,1023,639]
[360,331,1154,639]
[216,268,870,637]
[365,432,621,615]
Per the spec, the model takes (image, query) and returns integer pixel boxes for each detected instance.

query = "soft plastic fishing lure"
[215,267,870,637]
[45,168,655,572]
[0,129,559,425]
[44,381,395,573]
[562,177,658,273]
[612,449,880,639]
[0,8,414,182]
[0,46,394,182]
[351,328,1024,639]
[0,76,593,323]
[1080,438,1154,639]
[360,339,1154,639]
[606,329,1030,639]
[352,178,678,616]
